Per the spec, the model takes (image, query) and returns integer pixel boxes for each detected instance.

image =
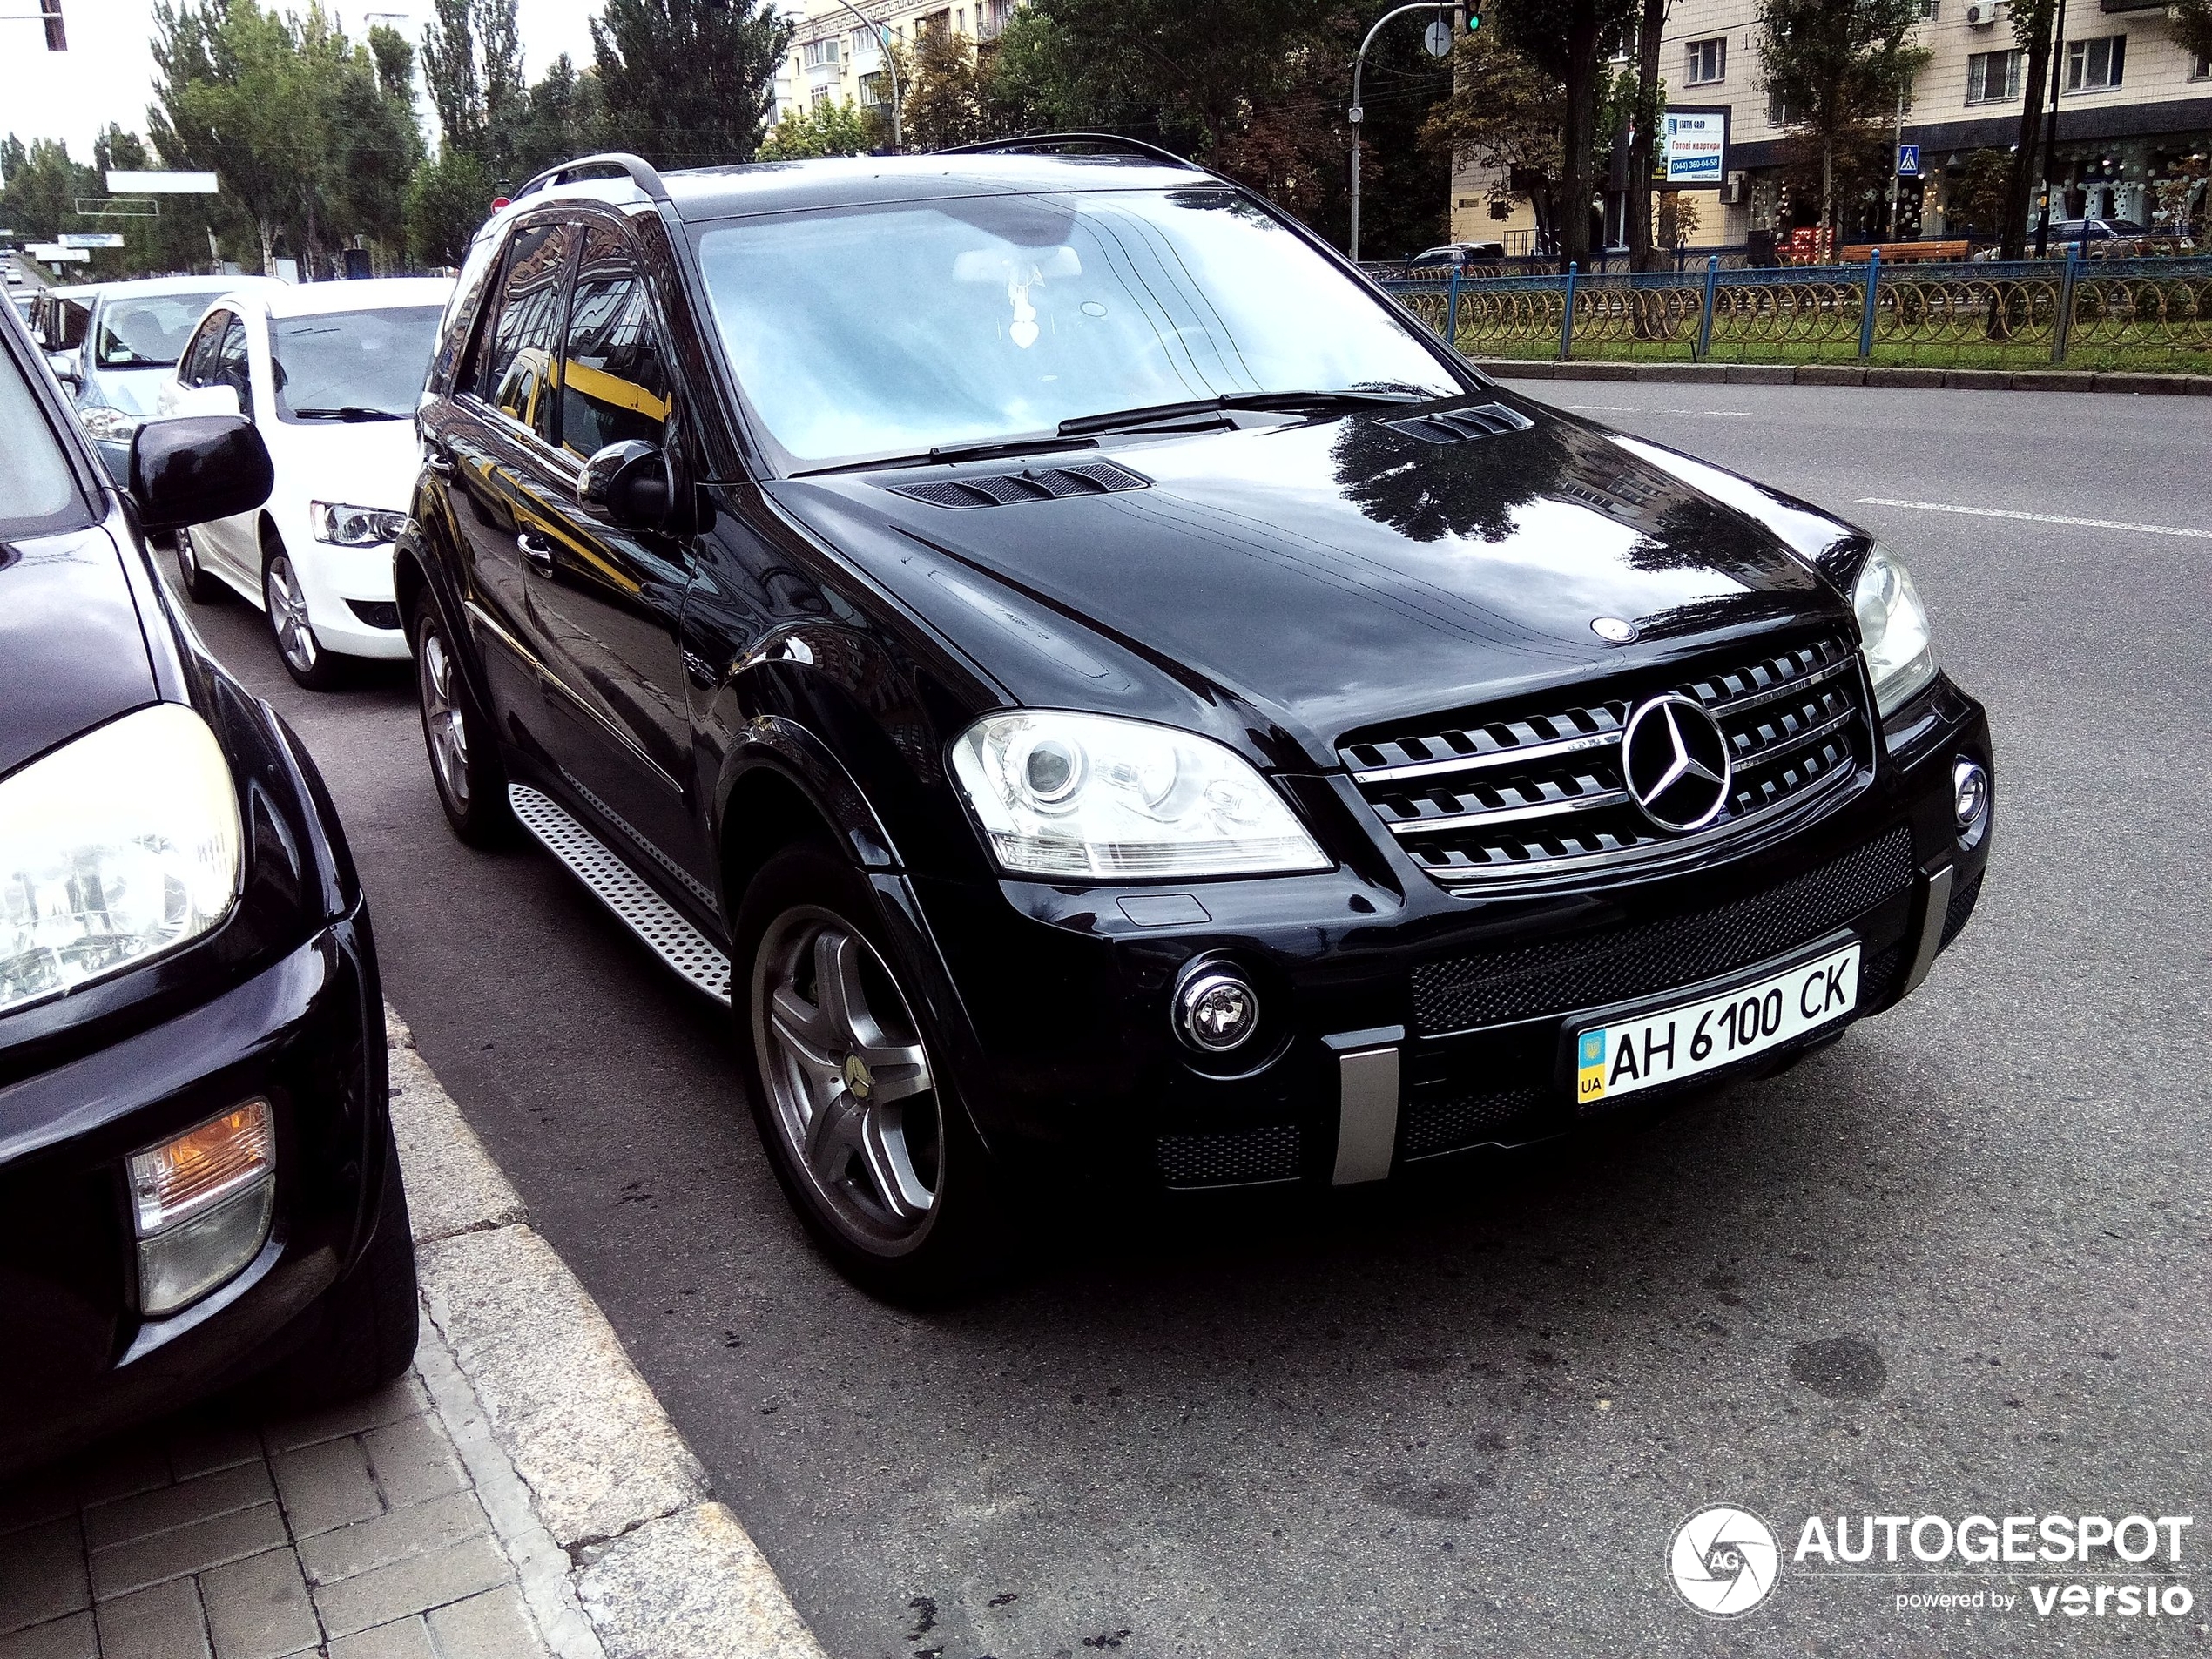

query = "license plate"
[1575,941,1860,1106]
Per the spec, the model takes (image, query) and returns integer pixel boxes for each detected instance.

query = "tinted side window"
[179,311,227,388]
[212,314,252,407]
[560,226,671,459]
[0,346,81,531]
[468,221,573,445]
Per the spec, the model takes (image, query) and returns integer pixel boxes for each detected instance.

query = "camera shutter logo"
[1669,1505,1779,1615]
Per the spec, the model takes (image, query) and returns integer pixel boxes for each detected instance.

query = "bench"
[1838,240,1970,264]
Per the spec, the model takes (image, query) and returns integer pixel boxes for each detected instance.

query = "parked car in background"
[0,293,415,1478]
[2048,218,2194,256]
[44,274,280,481]
[159,276,454,689]
[30,282,98,354]
[1405,241,1507,275]
[399,145,1993,1297]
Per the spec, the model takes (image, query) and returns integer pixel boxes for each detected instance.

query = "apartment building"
[771,0,1020,126]
[1450,0,2212,250]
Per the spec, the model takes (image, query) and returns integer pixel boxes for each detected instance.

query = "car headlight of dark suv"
[0,704,243,1015]
[951,710,1329,880]
[1852,542,1939,719]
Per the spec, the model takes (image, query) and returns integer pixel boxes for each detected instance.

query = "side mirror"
[128,415,274,534]
[579,439,674,530]
[172,382,244,419]
[47,348,81,386]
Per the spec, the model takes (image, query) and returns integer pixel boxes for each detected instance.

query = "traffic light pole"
[1350,3,1453,263]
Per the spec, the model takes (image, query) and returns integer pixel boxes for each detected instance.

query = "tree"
[590,0,793,168]
[1494,0,1642,266]
[421,0,525,179]
[501,55,607,183]
[1756,0,1929,239]
[757,98,878,161]
[329,44,423,269]
[1420,31,1567,251]
[891,26,991,151]
[1997,0,2058,257]
[1947,147,2012,238]
[1624,0,1670,268]
[406,145,492,266]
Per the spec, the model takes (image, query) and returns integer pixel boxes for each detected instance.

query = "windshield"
[271,306,443,423]
[94,289,228,368]
[694,185,1460,466]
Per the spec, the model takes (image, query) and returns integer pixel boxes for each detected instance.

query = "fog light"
[130,1100,274,1316]
[1175,968,1258,1054]
[1952,758,1990,844]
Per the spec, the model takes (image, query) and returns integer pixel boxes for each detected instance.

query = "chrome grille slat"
[1341,630,1872,887]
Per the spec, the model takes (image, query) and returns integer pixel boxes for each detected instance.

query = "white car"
[157,276,454,688]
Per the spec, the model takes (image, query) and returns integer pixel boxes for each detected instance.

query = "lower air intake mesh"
[1156,1125,1301,1188]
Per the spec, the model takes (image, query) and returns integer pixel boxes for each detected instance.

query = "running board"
[507,784,732,1005]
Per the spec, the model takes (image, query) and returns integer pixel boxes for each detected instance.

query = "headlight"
[311,501,408,546]
[0,705,243,1016]
[77,404,142,444]
[951,711,1329,880]
[1852,543,1938,718]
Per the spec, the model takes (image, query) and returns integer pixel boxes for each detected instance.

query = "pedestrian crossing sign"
[1898,144,1920,177]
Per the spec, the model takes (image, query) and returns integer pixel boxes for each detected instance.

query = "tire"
[253,1127,419,1410]
[263,536,348,691]
[412,590,515,847]
[733,845,1001,1299]
[174,526,225,604]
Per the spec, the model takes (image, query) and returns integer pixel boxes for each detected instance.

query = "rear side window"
[560,225,671,459]
[211,314,252,408]
[0,347,83,533]
[468,221,573,445]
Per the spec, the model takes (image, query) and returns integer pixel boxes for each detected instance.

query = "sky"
[0,0,606,163]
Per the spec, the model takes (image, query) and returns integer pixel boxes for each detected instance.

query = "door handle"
[516,530,556,576]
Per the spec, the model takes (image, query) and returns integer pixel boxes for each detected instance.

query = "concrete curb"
[1474,358,2212,395]
[388,1012,828,1659]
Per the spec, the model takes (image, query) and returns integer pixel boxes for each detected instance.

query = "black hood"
[768,401,1854,768]
[0,526,158,778]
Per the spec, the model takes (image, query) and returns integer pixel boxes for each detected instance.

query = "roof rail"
[932,132,1199,170]
[511,152,672,206]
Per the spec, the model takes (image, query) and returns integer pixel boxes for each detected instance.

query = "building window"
[1916,0,1938,17]
[2191,49,2209,79]
[978,0,1015,40]
[859,71,887,105]
[801,37,840,68]
[851,26,874,54]
[810,86,831,108]
[1766,91,1790,126]
[1684,36,1725,84]
[1966,47,2023,103]
[2064,34,2125,91]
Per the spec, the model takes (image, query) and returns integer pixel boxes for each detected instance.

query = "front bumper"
[0,908,388,1477]
[910,679,1993,1191]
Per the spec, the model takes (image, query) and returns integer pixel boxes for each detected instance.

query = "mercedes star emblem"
[1621,693,1733,832]
[1590,616,1639,644]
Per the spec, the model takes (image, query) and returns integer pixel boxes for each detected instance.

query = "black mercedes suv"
[400,140,1993,1293]
[1,298,415,1473]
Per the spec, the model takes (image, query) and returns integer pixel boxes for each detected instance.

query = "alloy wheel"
[752,906,942,1252]
[265,554,318,674]
[418,630,470,811]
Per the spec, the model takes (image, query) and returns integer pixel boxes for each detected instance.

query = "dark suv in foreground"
[0,300,415,1473]
[401,141,1993,1294]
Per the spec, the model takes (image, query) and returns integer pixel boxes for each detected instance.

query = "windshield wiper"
[1057,388,1430,437]
[793,434,1100,476]
[289,405,404,422]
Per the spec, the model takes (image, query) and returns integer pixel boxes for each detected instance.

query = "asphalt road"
[183,385,2212,1658]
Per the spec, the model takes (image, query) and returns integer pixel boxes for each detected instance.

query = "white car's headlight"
[951,711,1329,880]
[1853,543,1938,718]
[0,705,244,1016]
[77,404,143,445]
[311,502,408,546]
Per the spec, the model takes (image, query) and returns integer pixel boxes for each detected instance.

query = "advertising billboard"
[1661,107,1730,188]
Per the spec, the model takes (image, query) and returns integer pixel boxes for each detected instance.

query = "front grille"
[1156,1125,1300,1189]
[1342,631,1871,886]
[1941,869,1983,949]
[1411,826,1913,1035]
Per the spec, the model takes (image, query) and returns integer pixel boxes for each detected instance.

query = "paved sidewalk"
[0,1015,823,1659]
[0,1372,556,1659]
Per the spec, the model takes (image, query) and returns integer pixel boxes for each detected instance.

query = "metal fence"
[1382,253,2212,374]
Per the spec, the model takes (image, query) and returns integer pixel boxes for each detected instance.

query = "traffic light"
[1462,2,1480,31]
[41,0,66,50]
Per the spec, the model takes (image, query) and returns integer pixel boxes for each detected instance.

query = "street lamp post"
[826,0,902,152]
[1350,3,1451,264]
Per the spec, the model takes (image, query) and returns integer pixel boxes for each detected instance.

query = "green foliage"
[1756,0,1932,231]
[757,98,878,161]
[1947,147,2012,237]
[421,0,526,171]
[2170,0,2212,64]
[891,29,991,152]
[590,0,793,168]
[406,145,493,266]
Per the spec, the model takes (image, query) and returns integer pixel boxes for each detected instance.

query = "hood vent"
[1385,403,1534,446]
[888,459,1150,509]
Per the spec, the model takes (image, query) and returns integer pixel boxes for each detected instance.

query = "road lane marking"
[1570,403,1752,417]
[1857,497,2212,540]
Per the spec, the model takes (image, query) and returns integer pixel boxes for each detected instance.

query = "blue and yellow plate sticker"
[1577,1028,1608,1104]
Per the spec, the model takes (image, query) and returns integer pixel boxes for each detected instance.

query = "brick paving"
[0,1374,552,1659]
